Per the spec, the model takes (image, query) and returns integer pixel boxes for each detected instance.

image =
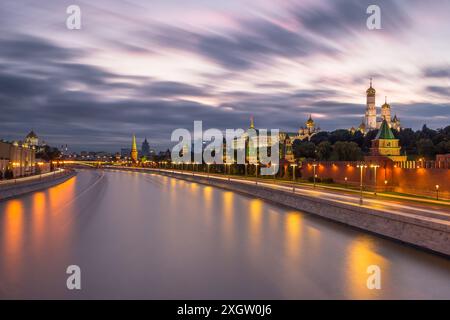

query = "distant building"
[24,130,47,152]
[0,140,36,178]
[141,138,150,157]
[120,148,131,158]
[362,79,401,133]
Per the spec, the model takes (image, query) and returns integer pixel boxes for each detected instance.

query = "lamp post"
[291,164,297,193]
[312,163,318,188]
[356,163,367,205]
[244,163,248,177]
[436,185,440,200]
[370,164,380,195]
[344,176,348,188]
[255,163,259,185]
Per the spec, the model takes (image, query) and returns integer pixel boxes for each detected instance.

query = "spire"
[250,116,255,129]
[366,77,376,96]
[131,134,138,162]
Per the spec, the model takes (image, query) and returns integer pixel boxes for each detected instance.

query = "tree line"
[292,125,450,161]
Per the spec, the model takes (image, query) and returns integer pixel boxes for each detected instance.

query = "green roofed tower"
[367,119,406,162]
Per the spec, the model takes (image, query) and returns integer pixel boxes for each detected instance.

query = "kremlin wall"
[299,160,450,200]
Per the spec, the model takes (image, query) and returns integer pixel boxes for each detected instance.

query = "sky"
[0,0,449,152]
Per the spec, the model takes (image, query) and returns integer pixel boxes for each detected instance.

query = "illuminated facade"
[131,134,138,162]
[366,119,407,162]
[0,140,36,178]
[361,79,401,133]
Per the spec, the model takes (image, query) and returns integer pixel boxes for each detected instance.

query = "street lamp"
[312,163,318,188]
[344,176,348,188]
[255,163,259,185]
[436,185,440,200]
[291,163,297,192]
[356,163,368,205]
[370,164,380,195]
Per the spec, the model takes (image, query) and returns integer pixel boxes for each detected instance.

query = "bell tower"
[365,78,377,130]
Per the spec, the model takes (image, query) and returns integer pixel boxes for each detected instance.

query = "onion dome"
[306,114,314,126]
[26,130,38,139]
[366,78,376,96]
[358,119,366,130]
[381,96,390,109]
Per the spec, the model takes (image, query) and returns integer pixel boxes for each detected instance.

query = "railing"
[0,169,71,190]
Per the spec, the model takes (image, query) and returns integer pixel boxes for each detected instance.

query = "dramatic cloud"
[0,0,449,152]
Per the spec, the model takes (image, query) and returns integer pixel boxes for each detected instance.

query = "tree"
[416,138,435,159]
[362,129,378,153]
[435,140,450,155]
[310,131,330,145]
[396,128,416,155]
[330,141,363,161]
[328,129,352,145]
[316,141,332,160]
[36,145,61,161]
[292,140,316,159]
[350,131,365,148]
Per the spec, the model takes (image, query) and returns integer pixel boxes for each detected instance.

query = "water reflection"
[0,170,449,299]
[2,200,24,282]
[346,235,389,299]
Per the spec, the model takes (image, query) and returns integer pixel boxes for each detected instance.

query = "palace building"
[361,79,401,133]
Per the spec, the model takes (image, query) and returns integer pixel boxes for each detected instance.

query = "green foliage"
[416,138,436,159]
[316,141,332,160]
[36,145,61,161]
[330,141,363,161]
[292,140,316,159]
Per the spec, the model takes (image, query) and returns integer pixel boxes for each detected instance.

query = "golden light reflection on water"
[248,199,263,249]
[31,192,47,254]
[48,175,76,214]
[2,200,24,280]
[346,235,389,299]
[221,192,234,248]
[284,212,303,260]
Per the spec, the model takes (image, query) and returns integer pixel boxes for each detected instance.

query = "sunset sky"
[1,0,449,151]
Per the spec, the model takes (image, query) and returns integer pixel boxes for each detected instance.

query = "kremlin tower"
[131,134,138,162]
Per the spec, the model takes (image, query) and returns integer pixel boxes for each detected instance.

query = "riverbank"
[0,169,76,201]
[104,166,450,256]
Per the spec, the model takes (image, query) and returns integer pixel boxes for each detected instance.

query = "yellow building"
[0,140,36,178]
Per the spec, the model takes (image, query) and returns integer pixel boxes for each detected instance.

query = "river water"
[0,169,449,299]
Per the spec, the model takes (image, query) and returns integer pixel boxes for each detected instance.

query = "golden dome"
[306,114,314,126]
[381,96,390,109]
[366,78,376,96]
[358,119,366,130]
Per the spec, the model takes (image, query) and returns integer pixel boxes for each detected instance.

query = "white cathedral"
[351,79,401,134]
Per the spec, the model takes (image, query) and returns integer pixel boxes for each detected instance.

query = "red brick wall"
[299,161,450,200]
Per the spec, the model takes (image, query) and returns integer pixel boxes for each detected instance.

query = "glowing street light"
[344,176,348,188]
[356,163,368,205]
[436,185,440,200]
[291,163,297,192]
[370,164,380,195]
[312,163,318,188]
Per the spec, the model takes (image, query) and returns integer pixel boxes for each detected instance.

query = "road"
[0,169,449,299]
